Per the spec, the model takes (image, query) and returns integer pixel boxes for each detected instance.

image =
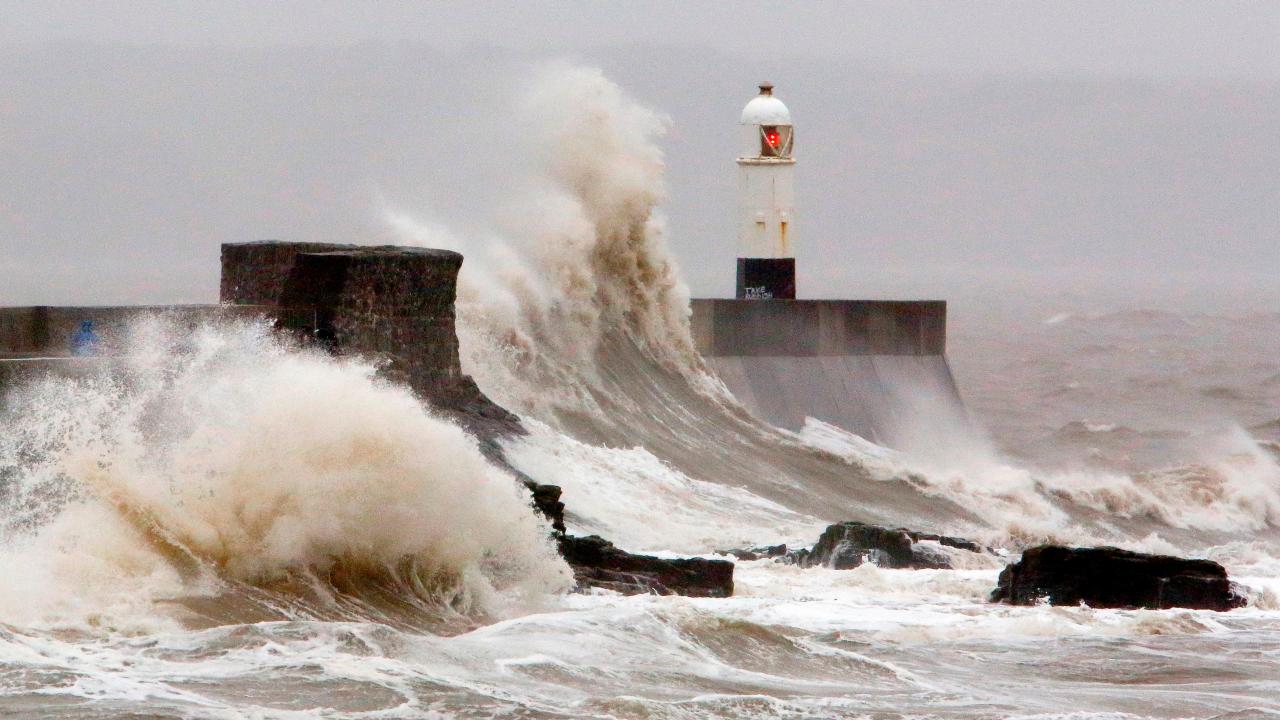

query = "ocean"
[1,65,1278,719]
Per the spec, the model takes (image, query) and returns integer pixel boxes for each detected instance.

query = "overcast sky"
[7,1,1280,79]
[2,1,1278,310]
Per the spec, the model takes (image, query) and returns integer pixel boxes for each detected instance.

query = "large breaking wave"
[4,64,1277,644]
[3,60,1280,719]
[0,318,569,632]
[387,63,1280,557]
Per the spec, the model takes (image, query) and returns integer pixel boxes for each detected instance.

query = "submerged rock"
[558,535,734,598]
[718,544,788,561]
[991,545,1246,611]
[790,521,985,570]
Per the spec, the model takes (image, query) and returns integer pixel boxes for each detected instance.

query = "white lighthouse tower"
[736,83,796,299]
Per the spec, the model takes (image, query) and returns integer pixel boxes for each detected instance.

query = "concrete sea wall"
[0,304,263,397]
[691,299,969,447]
[0,305,261,358]
[1,247,970,451]
[691,299,947,357]
[0,243,514,439]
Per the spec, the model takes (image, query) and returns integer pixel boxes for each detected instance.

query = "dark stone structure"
[789,521,985,570]
[559,535,734,597]
[220,241,349,306]
[220,241,517,437]
[991,545,1245,611]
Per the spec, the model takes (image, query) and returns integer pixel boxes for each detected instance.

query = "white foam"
[792,415,1280,548]
[390,62,701,425]
[503,420,821,554]
[0,317,570,630]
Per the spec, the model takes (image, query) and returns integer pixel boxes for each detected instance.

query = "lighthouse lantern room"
[736,82,796,300]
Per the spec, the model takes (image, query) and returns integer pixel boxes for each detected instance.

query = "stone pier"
[690,298,968,448]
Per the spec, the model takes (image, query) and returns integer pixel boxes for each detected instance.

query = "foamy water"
[2,63,1279,718]
[0,318,570,636]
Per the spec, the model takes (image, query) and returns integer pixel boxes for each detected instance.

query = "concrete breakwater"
[0,243,515,439]
[4,245,970,454]
[691,298,969,448]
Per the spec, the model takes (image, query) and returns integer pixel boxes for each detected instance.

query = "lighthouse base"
[690,298,973,450]
[736,258,795,300]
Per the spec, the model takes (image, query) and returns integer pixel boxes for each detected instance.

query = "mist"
[1,4,1278,319]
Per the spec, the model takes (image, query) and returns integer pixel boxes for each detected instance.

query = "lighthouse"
[736,83,796,300]
[692,81,965,449]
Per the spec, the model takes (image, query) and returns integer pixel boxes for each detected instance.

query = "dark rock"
[558,535,734,598]
[991,545,1246,611]
[718,544,788,561]
[908,531,985,555]
[790,521,985,570]
[525,482,566,535]
[792,523,913,569]
[472,438,566,534]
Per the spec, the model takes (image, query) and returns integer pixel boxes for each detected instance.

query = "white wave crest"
[0,316,570,630]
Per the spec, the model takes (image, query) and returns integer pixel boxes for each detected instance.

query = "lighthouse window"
[759,125,793,158]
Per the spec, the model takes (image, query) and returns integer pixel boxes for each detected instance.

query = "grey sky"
[6,1,1280,79]
[1,2,1278,310]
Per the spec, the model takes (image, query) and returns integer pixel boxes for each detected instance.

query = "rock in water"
[524,482,566,535]
[991,545,1246,610]
[790,521,983,570]
[717,544,788,561]
[558,535,734,597]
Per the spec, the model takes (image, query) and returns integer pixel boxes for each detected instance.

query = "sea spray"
[0,316,570,630]
[503,419,821,554]
[384,63,1280,552]
[4,63,1280,719]
[797,416,1280,549]
[389,63,719,425]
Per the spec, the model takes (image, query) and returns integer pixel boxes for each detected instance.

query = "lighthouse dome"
[741,89,792,126]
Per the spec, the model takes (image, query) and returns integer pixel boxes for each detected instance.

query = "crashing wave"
[0,317,570,631]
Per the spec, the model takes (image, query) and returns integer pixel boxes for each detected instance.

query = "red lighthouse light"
[759,125,789,157]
